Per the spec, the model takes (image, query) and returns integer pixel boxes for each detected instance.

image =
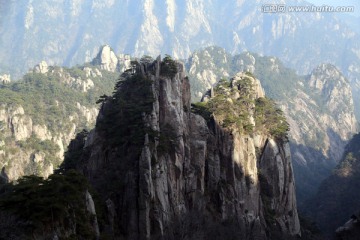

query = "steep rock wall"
[75,57,300,239]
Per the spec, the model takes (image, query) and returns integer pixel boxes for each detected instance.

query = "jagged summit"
[57,56,300,239]
[232,72,265,99]
[92,45,131,72]
[33,61,49,74]
[201,72,265,102]
[309,64,349,89]
[307,63,357,138]
[196,71,288,140]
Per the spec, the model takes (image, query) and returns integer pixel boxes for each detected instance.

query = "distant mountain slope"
[0,46,126,180]
[1,0,359,119]
[306,133,360,237]
[186,46,358,205]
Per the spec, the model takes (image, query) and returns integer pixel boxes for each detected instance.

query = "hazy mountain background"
[1,0,359,115]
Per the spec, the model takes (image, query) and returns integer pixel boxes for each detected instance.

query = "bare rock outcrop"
[33,61,49,74]
[91,45,132,73]
[0,74,11,84]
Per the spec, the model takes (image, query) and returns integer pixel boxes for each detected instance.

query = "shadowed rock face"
[307,133,360,238]
[71,57,300,239]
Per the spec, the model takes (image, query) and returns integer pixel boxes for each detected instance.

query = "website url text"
[261,4,355,14]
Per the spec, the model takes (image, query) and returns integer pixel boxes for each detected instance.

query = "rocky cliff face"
[67,57,300,239]
[186,47,358,206]
[307,64,357,141]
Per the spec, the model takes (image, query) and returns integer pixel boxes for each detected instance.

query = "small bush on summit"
[191,74,289,140]
[161,55,178,78]
[96,66,154,148]
[255,97,289,140]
